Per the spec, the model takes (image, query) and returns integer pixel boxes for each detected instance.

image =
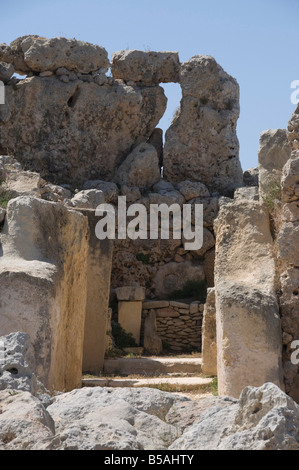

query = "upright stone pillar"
[115,287,146,345]
[214,197,284,398]
[201,288,217,376]
[80,210,113,375]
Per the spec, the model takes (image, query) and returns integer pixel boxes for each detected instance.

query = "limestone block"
[118,301,142,345]
[4,171,41,198]
[201,288,217,376]
[258,129,291,199]
[79,210,113,375]
[163,55,243,195]
[113,143,161,190]
[214,199,284,398]
[143,311,163,355]
[0,196,89,392]
[0,76,167,185]
[111,50,180,85]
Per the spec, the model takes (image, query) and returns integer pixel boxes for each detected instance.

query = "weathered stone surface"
[0,62,14,84]
[82,180,119,204]
[113,143,161,190]
[147,128,163,167]
[0,332,45,395]
[177,180,210,200]
[163,55,243,195]
[70,189,105,209]
[80,210,113,375]
[115,286,146,301]
[143,311,163,354]
[288,103,299,151]
[153,261,205,298]
[258,129,291,198]
[0,196,89,392]
[190,227,215,258]
[3,170,41,198]
[118,301,142,345]
[0,390,55,450]
[0,76,167,185]
[40,182,72,202]
[204,247,215,288]
[3,36,109,74]
[234,186,259,201]
[143,300,170,309]
[47,387,187,450]
[281,152,299,203]
[189,196,219,228]
[214,199,284,398]
[111,50,180,85]
[170,383,299,450]
[201,288,217,376]
[243,167,259,187]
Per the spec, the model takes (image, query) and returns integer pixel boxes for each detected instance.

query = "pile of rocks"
[142,300,203,352]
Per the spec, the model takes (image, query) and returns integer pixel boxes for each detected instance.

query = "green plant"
[261,174,281,212]
[168,279,207,302]
[0,188,12,208]
[111,321,138,349]
[211,377,218,396]
[136,252,151,265]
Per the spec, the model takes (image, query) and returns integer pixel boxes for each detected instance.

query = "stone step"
[82,376,213,390]
[103,357,202,376]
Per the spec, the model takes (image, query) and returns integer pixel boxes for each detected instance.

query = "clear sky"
[0,0,298,171]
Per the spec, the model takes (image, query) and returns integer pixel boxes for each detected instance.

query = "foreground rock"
[47,387,187,450]
[0,332,44,395]
[0,390,55,450]
[170,383,299,450]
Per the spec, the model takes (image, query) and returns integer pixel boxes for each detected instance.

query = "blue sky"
[1,0,298,171]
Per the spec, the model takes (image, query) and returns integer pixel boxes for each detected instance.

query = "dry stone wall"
[142,300,203,353]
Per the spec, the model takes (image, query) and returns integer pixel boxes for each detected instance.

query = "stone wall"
[142,300,203,353]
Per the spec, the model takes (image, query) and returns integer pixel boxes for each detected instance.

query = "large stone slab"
[80,210,113,375]
[214,198,284,397]
[0,196,89,391]
[201,288,217,376]
[163,55,243,195]
[0,76,166,186]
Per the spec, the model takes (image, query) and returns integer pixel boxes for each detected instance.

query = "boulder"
[153,260,205,298]
[46,387,187,450]
[82,180,119,204]
[177,180,210,200]
[111,50,180,85]
[113,143,161,190]
[0,62,14,84]
[2,36,109,74]
[258,129,291,198]
[0,75,167,186]
[243,167,259,187]
[163,55,243,195]
[70,189,105,209]
[0,390,55,450]
[281,152,299,203]
[170,383,299,450]
[3,170,41,198]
